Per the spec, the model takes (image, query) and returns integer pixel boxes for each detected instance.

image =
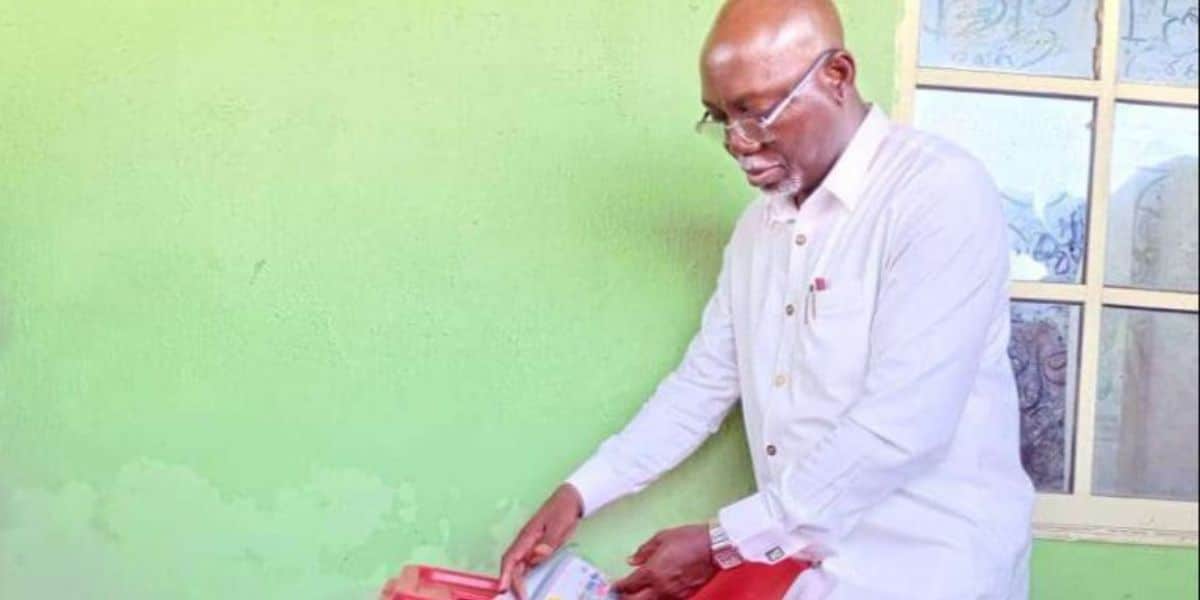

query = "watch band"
[708,520,744,570]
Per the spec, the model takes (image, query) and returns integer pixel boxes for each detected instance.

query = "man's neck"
[790,102,871,209]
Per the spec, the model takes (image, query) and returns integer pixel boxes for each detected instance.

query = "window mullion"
[1071,0,1125,500]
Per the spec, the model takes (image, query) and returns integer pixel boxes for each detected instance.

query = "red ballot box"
[691,559,810,600]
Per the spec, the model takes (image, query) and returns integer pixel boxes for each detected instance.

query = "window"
[895,0,1199,547]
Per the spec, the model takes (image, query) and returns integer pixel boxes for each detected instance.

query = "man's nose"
[725,128,762,156]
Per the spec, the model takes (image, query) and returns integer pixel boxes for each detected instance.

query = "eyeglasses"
[695,48,840,147]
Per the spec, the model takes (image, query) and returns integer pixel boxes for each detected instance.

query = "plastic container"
[379,565,501,600]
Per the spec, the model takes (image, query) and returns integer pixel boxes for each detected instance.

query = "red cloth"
[689,560,809,600]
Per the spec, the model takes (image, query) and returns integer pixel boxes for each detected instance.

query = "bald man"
[499,1,1034,598]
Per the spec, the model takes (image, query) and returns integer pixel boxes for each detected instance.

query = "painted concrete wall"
[0,1,1194,598]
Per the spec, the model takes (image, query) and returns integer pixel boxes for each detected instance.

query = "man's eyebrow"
[703,94,749,111]
[702,89,777,116]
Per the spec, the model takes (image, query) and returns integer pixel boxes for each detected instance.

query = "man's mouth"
[744,164,786,188]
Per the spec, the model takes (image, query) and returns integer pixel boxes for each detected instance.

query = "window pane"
[1105,103,1199,293]
[919,0,1100,77]
[1094,307,1199,501]
[914,89,1092,283]
[1010,301,1080,493]
[1119,0,1200,85]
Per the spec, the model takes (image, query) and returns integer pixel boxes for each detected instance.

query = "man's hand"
[613,524,717,600]
[498,484,584,599]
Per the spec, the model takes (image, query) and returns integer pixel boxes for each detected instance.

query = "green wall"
[0,1,1194,598]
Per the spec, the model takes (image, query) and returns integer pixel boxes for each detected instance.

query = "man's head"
[700,0,868,201]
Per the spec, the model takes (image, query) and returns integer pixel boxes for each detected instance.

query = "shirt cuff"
[718,492,806,564]
[565,455,634,518]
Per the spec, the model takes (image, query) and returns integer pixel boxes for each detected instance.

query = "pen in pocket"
[807,277,828,323]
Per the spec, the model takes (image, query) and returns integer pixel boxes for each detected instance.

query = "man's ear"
[825,51,856,104]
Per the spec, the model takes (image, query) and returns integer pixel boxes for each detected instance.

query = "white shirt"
[566,107,1035,600]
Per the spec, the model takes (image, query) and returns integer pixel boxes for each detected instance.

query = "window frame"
[894,0,1200,547]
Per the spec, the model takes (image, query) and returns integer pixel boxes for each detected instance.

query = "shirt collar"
[763,105,892,224]
[821,104,891,210]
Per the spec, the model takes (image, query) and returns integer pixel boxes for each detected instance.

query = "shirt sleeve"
[720,158,1012,563]
[567,241,742,517]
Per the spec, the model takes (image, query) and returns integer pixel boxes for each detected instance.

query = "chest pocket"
[797,277,874,400]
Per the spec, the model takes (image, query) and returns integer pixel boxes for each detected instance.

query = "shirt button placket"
[766,228,805,472]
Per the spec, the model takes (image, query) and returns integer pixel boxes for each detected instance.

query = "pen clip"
[805,283,814,324]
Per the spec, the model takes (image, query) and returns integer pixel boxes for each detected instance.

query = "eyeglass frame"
[695,48,841,146]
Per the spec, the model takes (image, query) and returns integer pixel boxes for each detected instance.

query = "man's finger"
[512,561,529,600]
[499,526,543,590]
[528,542,555,566]
[619,588,658,600]
[613,568,654,594]
[530,518,576,566]
[498,553,519,591]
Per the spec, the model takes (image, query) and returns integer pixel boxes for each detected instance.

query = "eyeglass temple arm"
[762,48,840,127]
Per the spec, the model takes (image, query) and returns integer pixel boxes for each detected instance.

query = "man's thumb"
[626,537,659,566]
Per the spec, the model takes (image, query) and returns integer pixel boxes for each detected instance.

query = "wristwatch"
[708,520,744,570]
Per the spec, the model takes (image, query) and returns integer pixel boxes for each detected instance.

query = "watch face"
[714,549,742,570]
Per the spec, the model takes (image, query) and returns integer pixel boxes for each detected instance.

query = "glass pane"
[1094,308,1199,501]
[919,0,1100,77]
[1119,0,1200,85]
[1105,103,1199,293]
[914,89,1092,283]
[1009,301,1080,493]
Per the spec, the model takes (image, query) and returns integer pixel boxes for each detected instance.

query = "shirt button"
[766,445,778,456]
[795,233,808,246]
[774,374,788,387]
[785,304,796,316]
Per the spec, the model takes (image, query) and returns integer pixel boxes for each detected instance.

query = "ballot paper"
[495,550,617,600]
